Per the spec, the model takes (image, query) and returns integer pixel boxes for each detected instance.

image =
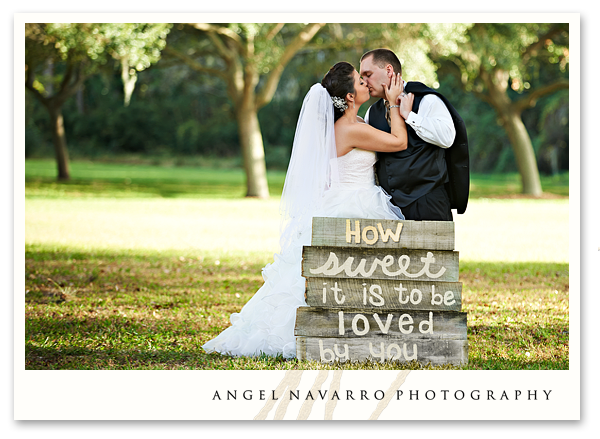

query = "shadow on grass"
[27,245,569,273]
[25,177,254,199]
[25,246,569,371]
[25,313,222,370]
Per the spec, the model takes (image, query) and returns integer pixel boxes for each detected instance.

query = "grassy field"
[24,159,570,370]
[24,158,569,199]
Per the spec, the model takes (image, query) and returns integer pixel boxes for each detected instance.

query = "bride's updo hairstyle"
[321,62,356,122]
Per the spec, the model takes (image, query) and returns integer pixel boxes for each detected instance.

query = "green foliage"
[436,73,512,173]
[25,22,570,178]
[25,23,171,86]
[26,23,108,68]
[433,23,569,95]
[103,23,171,71]
[430,24,569,176]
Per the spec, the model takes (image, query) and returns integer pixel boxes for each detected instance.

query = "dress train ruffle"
[202,184,403,358]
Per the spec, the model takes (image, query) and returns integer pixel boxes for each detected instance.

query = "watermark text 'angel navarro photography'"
[212,388,552,401]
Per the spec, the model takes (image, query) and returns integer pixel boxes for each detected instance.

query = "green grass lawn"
[24,159,570,370]
[25,158,569,199]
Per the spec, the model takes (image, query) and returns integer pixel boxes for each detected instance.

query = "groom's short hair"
[361,49,402,75]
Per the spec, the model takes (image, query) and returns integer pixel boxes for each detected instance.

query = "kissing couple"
[203,48,469,359]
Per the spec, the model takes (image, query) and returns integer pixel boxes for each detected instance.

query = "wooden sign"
[305,277,462,311]
[311,217,455,250]
[296,337,468,365]
[295,307,467,340]
[302,246,459,282]
[296,217,468,366]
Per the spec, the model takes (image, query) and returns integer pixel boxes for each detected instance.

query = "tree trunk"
[236,103,269,198]
[26,58,87,182]
[482,69,543,196]
[121,56,137,107]
[501,110,543,196]
[48,105,71,181]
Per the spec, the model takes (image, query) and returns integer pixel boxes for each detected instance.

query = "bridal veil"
[278,83,339,253]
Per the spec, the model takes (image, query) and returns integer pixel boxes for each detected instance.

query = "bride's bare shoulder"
[356,116,365,123]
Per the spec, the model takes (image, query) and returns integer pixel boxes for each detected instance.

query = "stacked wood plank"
[295,217,468,365]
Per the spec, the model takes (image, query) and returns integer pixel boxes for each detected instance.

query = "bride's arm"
[338,74,412,155]
[339,115,408,154]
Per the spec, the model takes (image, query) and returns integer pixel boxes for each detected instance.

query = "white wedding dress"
[202,147,404,359]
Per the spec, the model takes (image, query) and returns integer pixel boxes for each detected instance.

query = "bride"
[202,62,413,359]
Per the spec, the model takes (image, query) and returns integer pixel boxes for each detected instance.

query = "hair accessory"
[331,96,348,112]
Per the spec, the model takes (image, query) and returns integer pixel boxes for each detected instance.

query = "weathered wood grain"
[311,217,455,250]
[302,246,459,282]
[295,307,467,340]
[305,277,462,311]
[296,336,468,365]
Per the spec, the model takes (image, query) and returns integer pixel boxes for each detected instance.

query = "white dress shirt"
[364,81,456,148]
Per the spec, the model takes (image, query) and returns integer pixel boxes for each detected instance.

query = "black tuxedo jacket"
[367,81,469,214]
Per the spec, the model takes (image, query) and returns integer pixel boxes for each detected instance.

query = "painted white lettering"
[369,284,385,306]
[418,311,433,334]
[373,313,394,334]
[333,344,349,362]
[431,285,443,305]
[346,219,360,244]
[331,281,345,304]
[410,288,423,305]
[309,251,448,279]
[338,311,344,335]
[444,290,456,306]
[421,252,447,278]
[379,255,398,276]
[398,314,414,334]
[387,343,402,360]
[377,222,403,243]
[345,219,404,245]
[396,283,409,304]
[362,225,378,245]
[369,342,386,362]
[319,340,335,362]
[404,343,418,361]
[352,314,370,336]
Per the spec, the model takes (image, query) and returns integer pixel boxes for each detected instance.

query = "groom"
[359,48,469,221]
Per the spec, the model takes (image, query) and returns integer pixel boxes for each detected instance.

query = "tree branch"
[190,23,243,59]
[162,45,229,80]
[191,23,243,44]
[53,61,87,106]
[25,67,49,106]
[58,62,74,94]
[265,23,284,40]
[513,79,569,113]
[521,24,566,63]
[207,31,239,62]
[255,23,325,109]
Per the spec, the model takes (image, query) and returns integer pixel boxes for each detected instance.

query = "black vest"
[368,82,470,214]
